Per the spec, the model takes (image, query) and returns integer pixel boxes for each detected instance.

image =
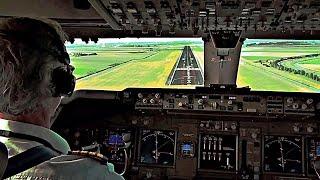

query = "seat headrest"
[0,141,8,179]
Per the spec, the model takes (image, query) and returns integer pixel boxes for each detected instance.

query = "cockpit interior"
[1,0,320,179]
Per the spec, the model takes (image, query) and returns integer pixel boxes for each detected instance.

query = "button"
[198,99,204,105]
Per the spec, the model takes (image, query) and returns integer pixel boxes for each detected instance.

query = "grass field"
[66,38,204,90]
[237,40,320,93]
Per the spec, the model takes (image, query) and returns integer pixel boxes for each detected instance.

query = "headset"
[0,24,76,97]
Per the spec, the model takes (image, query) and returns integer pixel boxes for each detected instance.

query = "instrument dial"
[140,129,176,166]
[264,136,302,174]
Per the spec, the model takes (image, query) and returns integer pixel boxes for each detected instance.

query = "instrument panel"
[53,87,320,180]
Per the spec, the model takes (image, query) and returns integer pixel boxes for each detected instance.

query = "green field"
[66,39,204,90]
[238,40,320,93]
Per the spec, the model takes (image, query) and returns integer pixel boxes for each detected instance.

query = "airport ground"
[67,43,319,92]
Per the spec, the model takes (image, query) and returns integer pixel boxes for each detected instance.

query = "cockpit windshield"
[237,39,320,93]
[66,38,204,91]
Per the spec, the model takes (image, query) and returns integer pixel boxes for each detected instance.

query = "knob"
[307,98,314,105]
[142,98,148,104]
[200,123,205,127]
[143,119,149,125]
[155,93,161,99]
[150,98,155,104]
[74,131,81,138]
[132,119,138,125]
[138,93,143,99]
[178,102,184,107]
[307,126,314,133]
[214,123,221,130]
[231,123,237,130]
[198,99,204,105]
[251,132,257,139]
[293,125,300,132]
[122,133,131,143]
[287,97,293,104]
[205,122,210,128]
[301,104,308,110]
[227,100,233,105]
[292,103,299,109]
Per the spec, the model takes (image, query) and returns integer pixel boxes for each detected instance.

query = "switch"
[203,152,206,160]
[211,102,218,109]
[203,137,207,150]
[208,137,212,150]
[218,153,222,161]
[213,137,217,150]
[226,153,230,168]
[218,137,222,150]
[208,152,211,160]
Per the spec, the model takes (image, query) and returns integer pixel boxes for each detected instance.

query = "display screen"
[66,38,204,91]
[237,39,320,93]
[316,146,320,157]
[108,134,124,145]
[182,144,192,151]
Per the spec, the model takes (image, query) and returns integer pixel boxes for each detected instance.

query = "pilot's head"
[0,17,75,128]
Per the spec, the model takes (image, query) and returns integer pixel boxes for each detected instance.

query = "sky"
[65,38,203,46]
[244,39,320,45]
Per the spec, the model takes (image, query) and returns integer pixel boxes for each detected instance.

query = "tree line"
[259,53,320,82]
[70,52,98,57]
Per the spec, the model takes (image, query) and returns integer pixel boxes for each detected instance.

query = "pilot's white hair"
[0,17,67,115]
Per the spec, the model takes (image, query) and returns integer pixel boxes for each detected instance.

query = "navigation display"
[66,38,204,91]
[237,39,320,93]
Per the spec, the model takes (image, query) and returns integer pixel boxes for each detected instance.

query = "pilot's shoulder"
[44,151,124,180]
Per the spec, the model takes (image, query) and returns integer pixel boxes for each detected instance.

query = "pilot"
[0,17,124,180]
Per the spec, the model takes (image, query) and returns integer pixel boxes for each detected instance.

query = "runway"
[167,46,203,85]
